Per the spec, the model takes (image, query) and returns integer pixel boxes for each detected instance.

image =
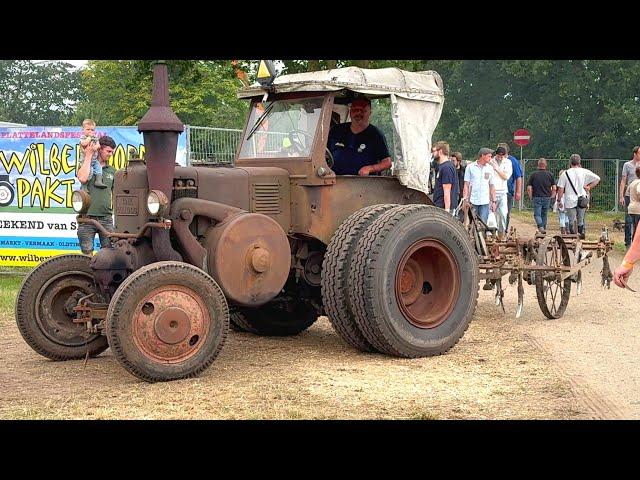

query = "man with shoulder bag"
[555,154,600,239]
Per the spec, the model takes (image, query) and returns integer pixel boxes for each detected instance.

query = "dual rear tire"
[322,204,479,357]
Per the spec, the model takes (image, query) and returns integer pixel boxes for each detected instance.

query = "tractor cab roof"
[238,66,445,195]
[238,66,444,103]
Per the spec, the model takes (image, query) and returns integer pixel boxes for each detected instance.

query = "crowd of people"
[431,143,606,239]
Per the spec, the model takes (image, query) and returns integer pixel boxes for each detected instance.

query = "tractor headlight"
[147,190,168,217]
[72,190,91,214]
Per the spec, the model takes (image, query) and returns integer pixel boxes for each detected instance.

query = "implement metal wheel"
[15,254,108,360]
[535,235,571,319]
[106,261,229,382]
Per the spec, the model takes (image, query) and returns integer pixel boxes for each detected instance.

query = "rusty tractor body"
[16,63,482,382]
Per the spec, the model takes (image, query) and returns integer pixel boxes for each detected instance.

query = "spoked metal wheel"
[535,235,571,319]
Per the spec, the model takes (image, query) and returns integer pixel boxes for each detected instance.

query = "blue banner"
[0,126,187,266]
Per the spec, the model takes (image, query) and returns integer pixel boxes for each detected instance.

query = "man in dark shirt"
[327,97,392,176]
[451,151,465,201]
[526,157,556,234]
[432,141,459,213]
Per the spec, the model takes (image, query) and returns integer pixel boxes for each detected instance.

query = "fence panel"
[186,126,242,165]
[521,158,619,212]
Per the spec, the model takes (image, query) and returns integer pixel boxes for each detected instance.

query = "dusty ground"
[0,213,636,420]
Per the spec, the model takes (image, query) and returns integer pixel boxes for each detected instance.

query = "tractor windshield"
[239,96,323,158]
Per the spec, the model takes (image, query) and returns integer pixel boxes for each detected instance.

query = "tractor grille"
[172,186,197,200]
[252,183,281,214]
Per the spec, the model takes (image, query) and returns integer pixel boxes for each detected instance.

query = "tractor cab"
[236,65,445,194]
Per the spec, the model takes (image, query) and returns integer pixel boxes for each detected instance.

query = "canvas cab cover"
[238,66,445,195]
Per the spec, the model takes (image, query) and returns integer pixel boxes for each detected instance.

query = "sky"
[31,60,88,69]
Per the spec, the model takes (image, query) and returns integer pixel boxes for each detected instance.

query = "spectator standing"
[498,142,523,230]
[627,166,640,241]
[613,181,640,289]
[463,147,496,224]
[76,136,117,255]
[556,169,570,234]
[432,141,459,214]
[556,154,600,239]
[489,146,512,240]
[619,146,640,249]
[526,158,556,233]
[451,151,465,202]
[429,144,439,192]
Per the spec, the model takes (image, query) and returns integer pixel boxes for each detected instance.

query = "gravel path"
[0,214,636,419]
[505,215,639,419]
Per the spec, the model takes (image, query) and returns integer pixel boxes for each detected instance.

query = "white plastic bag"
[486,211,497,229]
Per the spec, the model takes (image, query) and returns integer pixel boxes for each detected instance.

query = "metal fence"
[521,158,622,212]
[186,126,242,165]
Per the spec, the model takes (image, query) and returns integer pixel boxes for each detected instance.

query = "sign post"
[513,129,531,210]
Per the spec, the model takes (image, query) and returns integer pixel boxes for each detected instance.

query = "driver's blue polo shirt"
[328,122,390,175]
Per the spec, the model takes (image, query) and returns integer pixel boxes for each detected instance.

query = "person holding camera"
[555,154,600,239]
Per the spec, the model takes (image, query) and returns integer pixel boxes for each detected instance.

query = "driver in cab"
[327,96,392,176]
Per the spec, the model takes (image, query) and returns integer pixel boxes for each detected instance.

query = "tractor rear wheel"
[321,204,399,352]
[233,300,318,336]
[348,205,479,357]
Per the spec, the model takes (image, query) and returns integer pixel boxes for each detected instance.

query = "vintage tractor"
[15,62,479,382]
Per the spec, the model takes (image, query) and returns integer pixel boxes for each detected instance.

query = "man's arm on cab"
[359,157,392,176]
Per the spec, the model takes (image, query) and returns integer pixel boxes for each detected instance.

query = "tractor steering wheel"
[325,148,334,168]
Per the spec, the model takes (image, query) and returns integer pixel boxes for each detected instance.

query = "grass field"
[0,275,22,325]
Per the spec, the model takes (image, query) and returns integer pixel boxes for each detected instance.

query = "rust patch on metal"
[132,284,210,363]
[35,270,97,345]
[205,213,291,306]
[395,239,460,329]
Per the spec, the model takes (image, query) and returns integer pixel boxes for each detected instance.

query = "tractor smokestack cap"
[138,62,184,133]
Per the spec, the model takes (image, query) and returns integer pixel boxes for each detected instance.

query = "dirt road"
[0,216,636,419]
[506,216,639,419]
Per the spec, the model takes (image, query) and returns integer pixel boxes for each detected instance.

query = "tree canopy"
[0,60,83,125]
[3,59,640,162]
[74,60,248,128]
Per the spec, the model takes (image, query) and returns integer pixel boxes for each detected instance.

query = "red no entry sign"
[513,129,530,146]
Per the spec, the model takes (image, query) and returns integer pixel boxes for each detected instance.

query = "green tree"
[0,60,83,125]
[75,60,249,129]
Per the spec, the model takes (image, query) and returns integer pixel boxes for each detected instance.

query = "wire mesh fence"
[521,158,622,212]
[186,126,242,165]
